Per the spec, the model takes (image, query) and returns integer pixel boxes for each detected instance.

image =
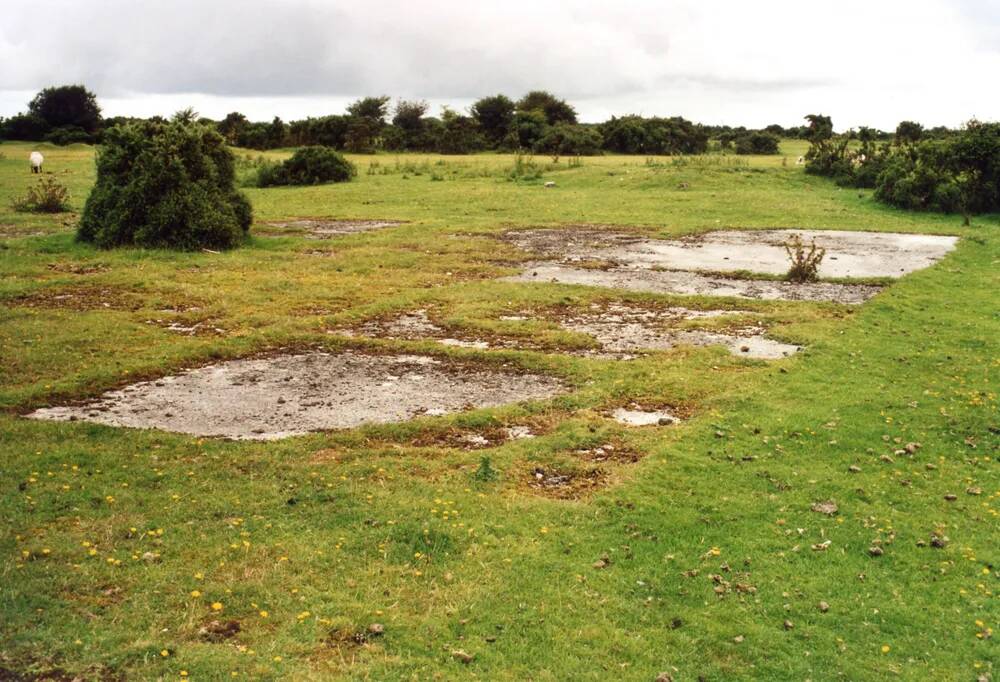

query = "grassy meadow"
[0,139,997,680]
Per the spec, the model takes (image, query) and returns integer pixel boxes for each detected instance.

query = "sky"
[1,0,998,131]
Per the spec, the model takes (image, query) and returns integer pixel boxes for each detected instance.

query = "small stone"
[926,463,937,470]
[868,546,884,557]
[655,674,674,682]
[904,442,921,454]
[848,465,861,473]
[943,493,957,501]
[818,601,830,613]
[783,619,794,630]
[966,486,982,496]
[740,345,750,353]
[930,535,949,548]
[141,551,160,563]
[451,650,474,664]
[367,623,385,636]
[733,635,744,643]
[879,454,894,463]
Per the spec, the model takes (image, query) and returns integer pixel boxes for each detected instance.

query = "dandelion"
[212,602,223,611]
[191,590,202,598]
[259,610,269,618]
[161,649,170,657]
[881,645,891,653]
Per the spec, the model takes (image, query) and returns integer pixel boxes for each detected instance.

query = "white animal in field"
[29,151,44,173]
[795,155,805,166]
[543,181,556,188]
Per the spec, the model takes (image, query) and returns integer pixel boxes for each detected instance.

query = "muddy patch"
[260,219,405,239]
[28,351,566,440]
[557,302,799,359]
[507,263,880,304]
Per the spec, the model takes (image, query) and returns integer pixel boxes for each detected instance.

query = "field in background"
[0,140,997,680]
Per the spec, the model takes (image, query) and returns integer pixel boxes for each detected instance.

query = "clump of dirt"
[144,317,226,337]
[198,619,241,642]
[610,407,679,426]
[29,351,566,440]
[260,218,405,239]
[403,423,543,450]
[528,465,609,499]
[7,285,145,312]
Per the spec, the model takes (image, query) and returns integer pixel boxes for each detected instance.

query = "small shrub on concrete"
[256,146,356,187]
[784,234,826,282]
[11,177,71,213]
[78,114,252,250]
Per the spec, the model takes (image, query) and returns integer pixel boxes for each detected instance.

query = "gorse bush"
[255,146,356,187]
[77,114,252,250]
[11,176,71,213]
[806,118,1000,215]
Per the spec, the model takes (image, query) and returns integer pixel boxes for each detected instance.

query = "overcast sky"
[2,0,998,130]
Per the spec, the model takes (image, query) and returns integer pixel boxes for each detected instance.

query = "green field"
[0,139,997,680]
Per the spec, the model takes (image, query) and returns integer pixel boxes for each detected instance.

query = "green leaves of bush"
[255,146,356,187]
[77,116,252,250]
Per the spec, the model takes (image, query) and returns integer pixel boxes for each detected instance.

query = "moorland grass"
[0,140,997,680]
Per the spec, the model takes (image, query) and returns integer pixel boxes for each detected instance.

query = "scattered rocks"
[944,493,958,501]
[868,546,884,557]
[966,486,982,496]
[783,619,794,630]
[367,623,385,637]
[818,601,830,613]
[611,407,679,427]
[848,465,862,473]
[198,620,241,642]
[451,650,474,664]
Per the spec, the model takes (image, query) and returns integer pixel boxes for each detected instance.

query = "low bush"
[734,132,780,155]
[255,146,356,187]
[784,234,825,282]
[77,114,252,250]
[11,176,71,213]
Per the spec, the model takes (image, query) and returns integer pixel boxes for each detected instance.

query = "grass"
[0,139,997,680]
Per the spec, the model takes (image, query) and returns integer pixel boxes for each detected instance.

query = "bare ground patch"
[28,351,566,440]
[259,218,406,239]
[5,285,146,312]
[523,441,644,499]
[500,227,957,303]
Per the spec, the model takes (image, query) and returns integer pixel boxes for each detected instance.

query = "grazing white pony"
[795,155,805,166]
[29,151,44,173]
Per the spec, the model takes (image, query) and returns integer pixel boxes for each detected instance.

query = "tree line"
[1,84,805,156]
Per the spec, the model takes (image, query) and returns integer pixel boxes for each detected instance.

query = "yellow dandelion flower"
[881,645,890,653]
[191,590,202,598]
[211,602,223,611]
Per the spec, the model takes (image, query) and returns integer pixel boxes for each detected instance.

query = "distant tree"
[345,96,390,152]
[347,96,391,123]
[436,107,486,154]
[217,112,248,145]
[29,85,101,133]
[894,120,924,145]
[471,94,515,146]
[533,123,603,156]
[804,114,834,142]
[392,99,429,133]
[506,109,549,150]
[764,124,786,137]
[266,116,287,148]
[516,90,577,125]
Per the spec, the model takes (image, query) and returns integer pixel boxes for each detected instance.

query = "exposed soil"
[5,285,146,312]
[557,303,799,359]
[259,219,405,239]
[504,228,957,278]
[28,351,566,440]
[525,442,644,499]
[611,407,679,426]
[506,262,881,304]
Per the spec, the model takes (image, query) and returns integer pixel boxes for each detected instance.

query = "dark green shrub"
[11,177,71,213]
[533,123,603,156]
[43,125,95,146]
[1,113,50,141]
[255,146,356,186]
[77,115,252,250]
[29,85,101,133]
[784,234,825,282]
[734,132,780,155]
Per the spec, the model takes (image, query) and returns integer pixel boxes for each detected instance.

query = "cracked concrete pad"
[508,263,880,304]
[261,219,404,238]
[506,228,957,279]
[28,352,565,440]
